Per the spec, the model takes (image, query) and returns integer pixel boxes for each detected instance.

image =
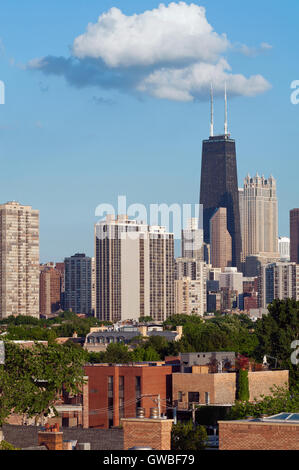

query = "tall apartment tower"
[175,276,206,316]
[55,262,65,309]
[175,259,207,316]
[39,263,61,315]
[181,217,204,259]
[210,207,232,270]
[0,201,39,318]
[95,215,175,323]
[64,253,92,314]
[258,262,299,308]
[240,174,279,260]
[200,86,242,268]
[39,264,62,315]
[91,257,96,316]
[290,209,299,263]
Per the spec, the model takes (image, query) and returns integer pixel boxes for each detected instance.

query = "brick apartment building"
[40,264,62,315]
[84,363,172,429]
[173,370,289,410]
[172,353,289,410]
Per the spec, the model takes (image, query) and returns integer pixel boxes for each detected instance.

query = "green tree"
[163,314,203,330]
[178,314,258,356]
[237,369,249,401]
[171,420,207,450]
[132,345,161,362]
[0,440,20,450]
[138,316,153,323]
[254,299,299,386]
[229,384,298,420]
[0,341,87,426]
[101,343,134,364]
[5,325,57,343]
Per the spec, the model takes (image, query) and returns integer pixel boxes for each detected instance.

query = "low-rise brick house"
[173,354,289,410]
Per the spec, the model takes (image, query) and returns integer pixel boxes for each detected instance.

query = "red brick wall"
[38,431,63,450]
[122,418,173,450]
[219,421,299,450]
[84,365,172,429]
[82,376,89,428]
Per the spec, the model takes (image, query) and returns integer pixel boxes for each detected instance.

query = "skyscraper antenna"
[210,82,214,137]
[224,82,228,135]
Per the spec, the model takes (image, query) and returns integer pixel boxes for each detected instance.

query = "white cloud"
[239,42,273,57]
[28,2,272,102]
[138,59,271,101]
[72,2,229,67]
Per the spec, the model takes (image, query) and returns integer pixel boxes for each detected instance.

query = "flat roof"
[219,412,299,425]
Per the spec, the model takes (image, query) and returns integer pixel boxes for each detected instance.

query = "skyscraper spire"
[210,82,214,137]
[224,82,228,135]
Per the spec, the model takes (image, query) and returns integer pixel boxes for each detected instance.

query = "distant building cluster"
[1,87,299,453]
[0,97,299,322]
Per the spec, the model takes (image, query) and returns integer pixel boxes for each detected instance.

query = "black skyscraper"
[200,133,242,268]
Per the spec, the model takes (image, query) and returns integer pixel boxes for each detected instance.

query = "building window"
[119,376,124,419]
[178,391,183,402]
[108,376,114,428]
[188,392,200,403]
[136,376,141,411]
[205,392,210,405]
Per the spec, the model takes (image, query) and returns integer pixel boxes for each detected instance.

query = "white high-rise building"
[0,201,40,318]
[240,174,279,261]
[182,217,204,259]
[219,267,243,295]
[278,237,290,261]
[95,215,175,322]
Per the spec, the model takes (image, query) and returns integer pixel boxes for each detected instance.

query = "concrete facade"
[240,174,279,261]
[95,215,175,322]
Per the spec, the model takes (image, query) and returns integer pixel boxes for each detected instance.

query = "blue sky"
[0,0,298,262]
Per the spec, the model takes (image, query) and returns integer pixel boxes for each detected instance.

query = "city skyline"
[0,1,298,262]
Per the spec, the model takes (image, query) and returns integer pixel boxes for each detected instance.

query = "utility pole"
[192,403,196,429]
[173,406,177,425]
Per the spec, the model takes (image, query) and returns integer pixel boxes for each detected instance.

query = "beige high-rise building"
[240,174,279,261]
[175,259,208,316]
[95,215,175,322]
[0,201,39,318]
[210,207,232,270]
